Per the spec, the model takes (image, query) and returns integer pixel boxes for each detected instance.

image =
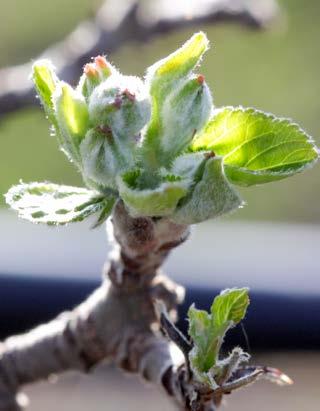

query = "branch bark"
[0,201,217,411]
[0,0,280,119]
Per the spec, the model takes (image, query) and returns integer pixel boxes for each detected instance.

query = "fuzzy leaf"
[171,151,207,180]
[148,31,208,97]
[53,83,89,164]
[188,307,212,363]
[188,288,249,378]
[32,60,58,125]
[211,288,250,330]
[80,128,134,190]
[171,156,242,225]
[117,171,189,217]
[191,107,319,186]
[158,76,213,163]
[5,182,115,225]
[141,32,209,168]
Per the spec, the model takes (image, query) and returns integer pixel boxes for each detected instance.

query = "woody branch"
[0,201,217,411]
[0,0,280,119]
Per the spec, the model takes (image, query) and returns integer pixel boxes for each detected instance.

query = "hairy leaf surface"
[172,157,242,224]
[5,182,115,226]
[188,288,249,376]
[191,107,319,185]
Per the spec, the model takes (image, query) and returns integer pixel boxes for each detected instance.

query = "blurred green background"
[1,0,319,222]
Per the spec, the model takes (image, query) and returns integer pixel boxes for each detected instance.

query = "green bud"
[159,75,213,163]
[80,127,134,190]
[77,56,116,98]
[141,32,210,169]
[147,32,209,98]
[88,74,151,139]
[171,151,208,180]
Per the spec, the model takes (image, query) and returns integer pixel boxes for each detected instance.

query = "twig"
[0,201,196,410]
[0,0,280,119]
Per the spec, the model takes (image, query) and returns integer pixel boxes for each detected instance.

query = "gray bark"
[0,201,216,411]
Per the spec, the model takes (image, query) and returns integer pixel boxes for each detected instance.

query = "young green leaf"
[53,83,89,165]
[158,76,213,163]
[5,182,115,226]
[191,107,319,186]
[80,127,135,191]
[147,31,209,98]
[211,288,250,330]
[171,156,242,225]
[32,60,58,126]
[188,288,249,381]
[141,32,210,168]
[117,171,189,217]
[171,151,207,180]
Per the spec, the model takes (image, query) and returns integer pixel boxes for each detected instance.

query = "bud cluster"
[8,31,317,226]
[31,34,223,220]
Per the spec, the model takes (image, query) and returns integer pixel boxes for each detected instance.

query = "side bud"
[160,75,213,164]
[78,55,116,98]
[88,74,151,139]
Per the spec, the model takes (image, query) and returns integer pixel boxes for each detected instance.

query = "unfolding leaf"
[80,128,134,191]
[188,288,249,379]
[147,31,209,98]
[32,60,58,126]
[171,151,207,180]
[171,156,242,225]
[117,170,189,217]
[53,83,89,164]
[141,32,210,168]
[191,107,319,186]
[159,76,212,163]
[188,305,216,376]
[5,182,115,226]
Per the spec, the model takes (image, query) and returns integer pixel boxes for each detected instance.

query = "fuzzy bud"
[159,76,213,163]
[94,55,113,78]
[88,74,151,138]
[78,57,116,98]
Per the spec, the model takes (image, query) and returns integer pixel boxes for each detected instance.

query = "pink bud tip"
[84,63,98,78]
[113,96,122,109]
[123,89,135,102]
[94,55,109,69]
[197,74,205,85]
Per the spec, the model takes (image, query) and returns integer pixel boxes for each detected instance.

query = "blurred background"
[0,0,319,410]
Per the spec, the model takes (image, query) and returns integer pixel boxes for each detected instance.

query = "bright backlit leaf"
[188,288,249,379]
[32,60,58,126]
[5,182,115,226]
[191,107,319,186]
[53,83,89,164]
[141,32,210,168]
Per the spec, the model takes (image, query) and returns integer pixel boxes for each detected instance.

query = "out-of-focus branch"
[0,0,280,118]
